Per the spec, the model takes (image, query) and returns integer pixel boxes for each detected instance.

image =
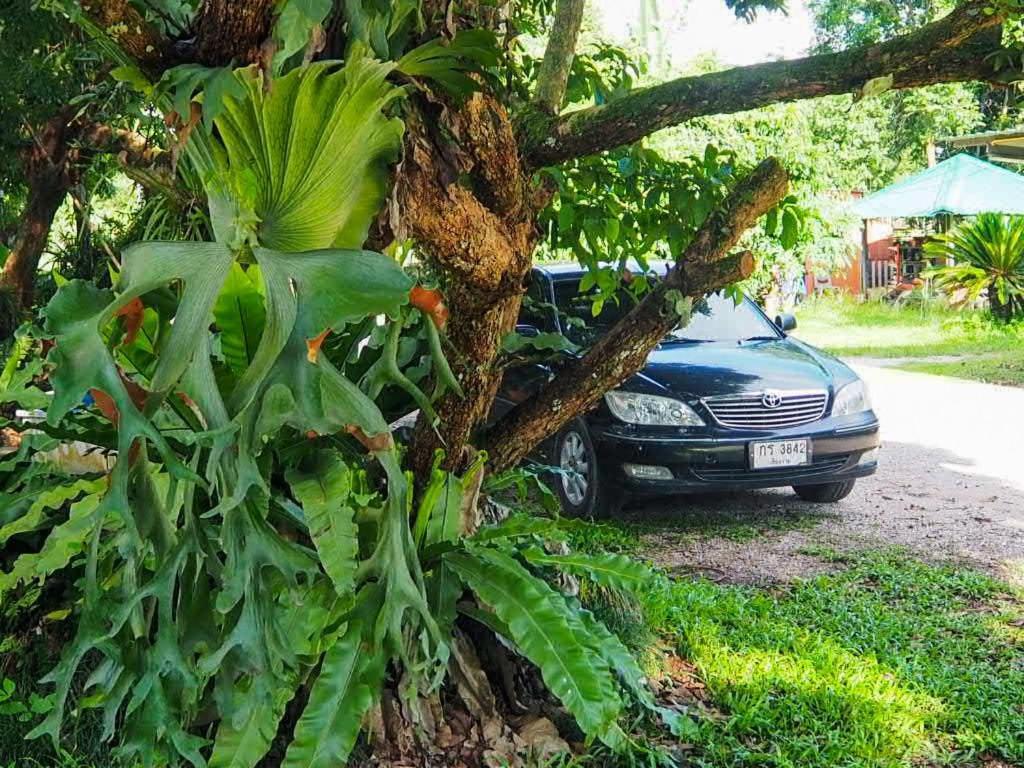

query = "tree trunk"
[193,0,277,66]
[0,115,77,323]
[990,284,1013,323]
[399,95,542,475]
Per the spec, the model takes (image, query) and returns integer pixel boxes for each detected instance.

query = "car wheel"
[793,480,856,503]
[553,420,625,519]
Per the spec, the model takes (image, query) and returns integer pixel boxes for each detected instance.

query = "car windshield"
[552,280,779,343]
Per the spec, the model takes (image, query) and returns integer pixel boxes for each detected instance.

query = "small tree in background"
[925,213,1024,321]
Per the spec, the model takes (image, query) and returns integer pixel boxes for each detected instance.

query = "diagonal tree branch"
[532,0,587,114]
[484,158,790,473]
[524,0,1009,166]
[78,123,187,204]
[79,123,164,168]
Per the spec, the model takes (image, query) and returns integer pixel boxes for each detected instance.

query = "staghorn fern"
[3,44,675,768]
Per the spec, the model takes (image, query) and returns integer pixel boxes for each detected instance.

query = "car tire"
[552,419,625,519]
[792,480,856,503]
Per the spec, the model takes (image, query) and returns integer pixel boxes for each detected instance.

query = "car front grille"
[702,390,828,430]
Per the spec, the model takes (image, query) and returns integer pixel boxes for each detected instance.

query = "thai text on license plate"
[749,439,810,469]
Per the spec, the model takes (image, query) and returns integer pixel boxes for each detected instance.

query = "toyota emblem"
[762,390,783,409]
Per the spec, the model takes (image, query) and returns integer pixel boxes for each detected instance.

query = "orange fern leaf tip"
[409,286,449,328]
[115,297,145,345]
[345,424,394,452]
[119,372,149,411]
[89,388,120,425]
[306,328,331,364]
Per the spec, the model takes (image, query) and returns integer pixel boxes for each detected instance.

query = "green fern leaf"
[0,478,104,546]
[523,547,652,594]
[445,546,623,746]
[286,450,358,596]
[213,56,405,252]
[273,0,332,69]
[214,262,267,377]
[209,683,295,768]
[573,601,696,739]
[0,490,105,599]
[282,618,386,768]
[471,513,564,542]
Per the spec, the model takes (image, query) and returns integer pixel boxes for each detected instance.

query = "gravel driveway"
[632,363,1024,586]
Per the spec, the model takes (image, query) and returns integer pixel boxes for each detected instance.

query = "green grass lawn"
[574,528,1024,768]
[791,295,1024,386]
[4,537,1022,768]
[898,352,1024,387]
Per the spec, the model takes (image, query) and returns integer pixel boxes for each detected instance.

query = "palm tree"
[924,213,1024,322]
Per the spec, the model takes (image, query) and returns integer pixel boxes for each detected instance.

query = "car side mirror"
[515,323,541,337]
[775,313,797,332]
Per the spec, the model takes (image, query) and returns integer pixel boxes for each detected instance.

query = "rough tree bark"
[79,0,170,76]
[193,0,277,66]
[402,0,586,475]
[79,0,274,73]
[485,158,790,471]
[0,114,79,316]
[0,117,168,322]
[399,93,542,475]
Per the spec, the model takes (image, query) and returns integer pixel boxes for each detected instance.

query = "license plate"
[749,438,810,469]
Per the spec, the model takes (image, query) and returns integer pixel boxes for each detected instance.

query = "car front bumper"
[592,412,881,495]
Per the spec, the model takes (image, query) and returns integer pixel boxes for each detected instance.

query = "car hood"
[629,337,851,399]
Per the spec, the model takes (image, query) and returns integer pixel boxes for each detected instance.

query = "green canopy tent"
[850,154,1024,292]
[854,153,1024,218]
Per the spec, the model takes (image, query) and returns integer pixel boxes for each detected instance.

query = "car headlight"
[605,391,705,427]
[832,380,872,416]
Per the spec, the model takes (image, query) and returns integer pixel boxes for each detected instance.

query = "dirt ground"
[632,363,1024,586]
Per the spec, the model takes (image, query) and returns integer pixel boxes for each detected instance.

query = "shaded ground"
[630,363,1024,586]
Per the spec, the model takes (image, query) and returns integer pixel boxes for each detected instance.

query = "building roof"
[942,128,1024,164]
[853,153,1024,219]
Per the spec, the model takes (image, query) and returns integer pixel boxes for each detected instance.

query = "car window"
[552,279,779,343]
[520,273,552,330]
[667,293,780,342]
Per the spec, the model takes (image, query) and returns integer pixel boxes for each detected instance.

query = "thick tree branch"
[401,93,542,476]
[525,0,1008,166]
[78,123,186,204]
[399,97,536,299]
[79,0,276,74]
[532,0,587,114]
[80,123,164,168]
[484,158,789,472]
[0,117,177,320]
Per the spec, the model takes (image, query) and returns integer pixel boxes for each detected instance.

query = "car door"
[490,271,560,422]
